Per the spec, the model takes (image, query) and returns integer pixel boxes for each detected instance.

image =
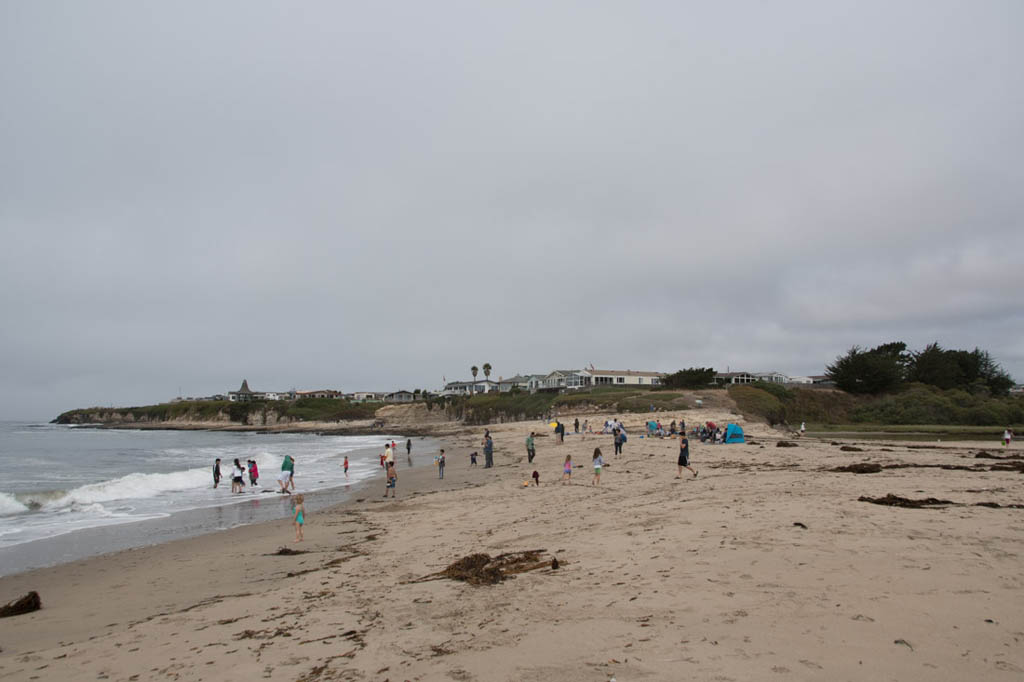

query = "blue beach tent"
[724,423,745,444]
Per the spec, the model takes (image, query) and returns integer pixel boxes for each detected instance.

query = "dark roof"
[237,379,252,394]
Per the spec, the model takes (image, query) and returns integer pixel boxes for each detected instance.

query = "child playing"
[532,470,540,486]
[592,448,604,486]
[469,451,478,467]
[561,455,572,485]
[248,459,259,487]
[384,461,397,498]
[343,455,349,478]
[293,494,305,542]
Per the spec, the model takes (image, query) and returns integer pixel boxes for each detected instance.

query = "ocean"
[0,422,426,575]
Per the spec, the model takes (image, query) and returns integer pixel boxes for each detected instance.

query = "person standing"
[212,458,222,489]
[800,422,806,436]
[437,449,446,479]
[574,418,579,434]
[526,432,536,463]
[279,454,295,494]
[406,438,412,458]
[483,434,494,468]
[231,458,245,493]
[342,455,349,478]
[248,459,259,487]
[1005,427,1014,448]
[384,442,394,467]
[613,428,624,456]
[676,435,697,478]
[292,494,305,542]
[592,448,604,485]
[384,461,397,498]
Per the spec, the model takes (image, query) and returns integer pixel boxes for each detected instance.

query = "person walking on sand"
[212,458,222,489]
[676,435,698,479]
[562,455,573,485]
[613,428,624,456]
[437,449,446,479]
[574,418,579,434]
[469,451,478,466]
[526,432,536,463]
[384,461,397,498]
[292,494,305,542]
[342,455,349,478]
[483,434,494,468]
[1004,427,1014,447]
[592,448,604,486]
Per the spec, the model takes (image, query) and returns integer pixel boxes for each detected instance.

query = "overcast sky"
[2,1,1022,420]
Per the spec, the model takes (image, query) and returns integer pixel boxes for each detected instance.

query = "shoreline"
[2,412,1022,680]
[0,436,441,577]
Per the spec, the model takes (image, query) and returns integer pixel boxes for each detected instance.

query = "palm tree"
[471,365,478,389]
[482,363,492,382]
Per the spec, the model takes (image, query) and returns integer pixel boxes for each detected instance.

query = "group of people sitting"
[696,422,725,443]
[645,419,685,438]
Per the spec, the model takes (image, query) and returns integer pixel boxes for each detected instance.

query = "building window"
[617,377,625,384]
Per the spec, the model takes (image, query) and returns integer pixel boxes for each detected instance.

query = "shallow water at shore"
[0,422,436,575]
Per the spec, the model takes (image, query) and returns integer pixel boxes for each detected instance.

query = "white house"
[498,375,531,392]
[588,369,664,386]
[525,374,548,391]
[296,389,343,399]
[347,392,383,402]
[713,372,755,385]
[441,379,499,396]
[751,371,790,384]
[786,376,814,385]
[385,390,415,403]
[541,370,592,390]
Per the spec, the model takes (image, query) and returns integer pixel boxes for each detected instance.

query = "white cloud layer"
[2,1,1022,418]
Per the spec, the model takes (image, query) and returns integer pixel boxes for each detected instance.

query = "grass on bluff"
[448,386,692,425]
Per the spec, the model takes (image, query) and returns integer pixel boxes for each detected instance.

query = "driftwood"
[408,549,553,586]
[0,591,41,618]
[832,462,883,474]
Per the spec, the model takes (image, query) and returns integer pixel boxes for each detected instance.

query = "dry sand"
[2,410,1023,681]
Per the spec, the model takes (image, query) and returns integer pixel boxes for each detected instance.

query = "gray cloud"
[2,1,1022,419]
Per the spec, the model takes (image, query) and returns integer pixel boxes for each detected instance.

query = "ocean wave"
[0,493,29,516]
[48,467,213,509]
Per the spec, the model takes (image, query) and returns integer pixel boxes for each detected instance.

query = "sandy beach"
[2,410,1023,681]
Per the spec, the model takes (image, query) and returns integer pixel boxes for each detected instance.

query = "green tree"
[826,343,905,394]
[482,363,492,382]
[663,367,716,389]
[471,365,479,387]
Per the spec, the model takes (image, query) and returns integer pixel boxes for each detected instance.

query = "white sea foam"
[47,467,212,509]
[0,493,28,516]
[0,426,405,558]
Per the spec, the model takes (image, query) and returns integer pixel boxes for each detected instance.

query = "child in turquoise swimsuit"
[293,494,305,542]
